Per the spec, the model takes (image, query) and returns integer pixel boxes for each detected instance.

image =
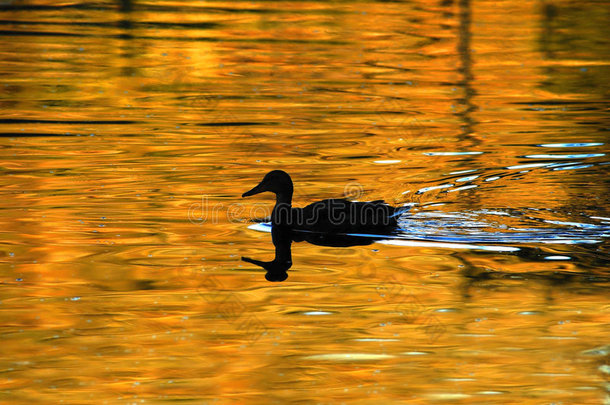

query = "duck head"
[242,170,294,202]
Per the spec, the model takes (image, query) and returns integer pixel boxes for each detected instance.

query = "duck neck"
[272,191,293,225]
[275,191,292,206]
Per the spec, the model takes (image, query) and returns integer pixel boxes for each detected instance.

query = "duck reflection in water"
[242,224,387,282]
[241,170,404,281]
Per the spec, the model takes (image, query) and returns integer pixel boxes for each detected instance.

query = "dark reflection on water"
[243,225,381,282]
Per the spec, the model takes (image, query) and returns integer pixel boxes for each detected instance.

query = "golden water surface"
[0,0,609,403]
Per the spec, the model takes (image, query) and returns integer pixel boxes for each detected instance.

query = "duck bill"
[242,182,265,197]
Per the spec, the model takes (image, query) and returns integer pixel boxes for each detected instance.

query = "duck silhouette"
[242,170,402,234]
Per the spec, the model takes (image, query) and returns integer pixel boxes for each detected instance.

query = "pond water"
[1,0,609,403]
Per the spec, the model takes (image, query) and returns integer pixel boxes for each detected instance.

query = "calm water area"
[0,0,609,403]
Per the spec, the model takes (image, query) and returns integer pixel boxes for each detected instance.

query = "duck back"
[273,198,397,233]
